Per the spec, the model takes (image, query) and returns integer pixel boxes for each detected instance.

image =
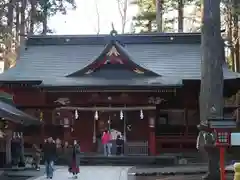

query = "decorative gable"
[67,39,159,78]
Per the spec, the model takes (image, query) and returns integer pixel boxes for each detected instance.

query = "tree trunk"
[199,0,223,179]
[14,0,21,59]
[7,0,14,32]
[20,0,27,44]
[226,10,235,71]
[5,0,15,70]
[177,0,184,32]
[42,6,48,35]
[15,0,20,41]
[147,21,152,32]
[156,0,163,32]
[29,0,37,34]
[232,0,239,72]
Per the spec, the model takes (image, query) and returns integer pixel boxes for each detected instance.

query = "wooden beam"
[43,89,177,93]
[56,106,156,111]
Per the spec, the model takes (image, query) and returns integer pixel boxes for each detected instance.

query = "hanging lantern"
[94,111,99,120]
[120,110,124,120]
[140,109,144,119]
[75,109,79,120]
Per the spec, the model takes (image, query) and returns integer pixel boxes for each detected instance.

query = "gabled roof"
[67,39,159,77]
[0,33,239,88]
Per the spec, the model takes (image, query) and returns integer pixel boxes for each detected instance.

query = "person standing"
[43,137,57,179]
[101,130,111,156]
[11,136,21,167]
[116,135,124,155]
[68,140,81,179]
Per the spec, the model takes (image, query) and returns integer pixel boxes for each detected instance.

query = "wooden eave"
[0,80,42,86]
[37,85,182,93]
[0,101,42,126]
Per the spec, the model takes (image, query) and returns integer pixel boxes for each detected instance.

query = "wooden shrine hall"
[0,32,239,155]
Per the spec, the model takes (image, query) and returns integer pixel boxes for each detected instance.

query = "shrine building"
[0,32,239,155]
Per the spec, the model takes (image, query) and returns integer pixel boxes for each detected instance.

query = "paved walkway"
[130,164,234,175]
[32,166,132,180]
[135,174,234,180]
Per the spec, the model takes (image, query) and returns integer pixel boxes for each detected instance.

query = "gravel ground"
[135,173,234,180]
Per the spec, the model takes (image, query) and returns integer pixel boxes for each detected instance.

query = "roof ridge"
[26,33,201,46]
[28,32,201,39]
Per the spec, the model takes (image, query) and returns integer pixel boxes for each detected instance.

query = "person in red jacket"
[101,130,111,156]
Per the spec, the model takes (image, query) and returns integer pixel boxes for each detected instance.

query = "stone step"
[54,155,177,166]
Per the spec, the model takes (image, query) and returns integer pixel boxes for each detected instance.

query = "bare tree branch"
[116,0,128,34]
[93,0,100,34]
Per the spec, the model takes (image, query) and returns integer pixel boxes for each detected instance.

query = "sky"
[48,0,138,35]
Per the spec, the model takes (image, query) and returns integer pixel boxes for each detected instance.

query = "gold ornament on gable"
[133,68,144,74]
[107,46,120,56]
[85,69,93,75]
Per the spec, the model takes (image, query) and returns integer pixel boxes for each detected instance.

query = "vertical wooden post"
[219,147,225,180]
[5,129,12,165]
[41,109,45,144]
[236,91,239,127]
[148,110,156,155]
[184,109,188,136]
[41,91,47,144]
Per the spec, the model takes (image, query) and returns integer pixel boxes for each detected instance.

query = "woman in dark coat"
[68,140,80,179]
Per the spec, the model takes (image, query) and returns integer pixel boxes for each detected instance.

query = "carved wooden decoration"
[106,46,120,56]
[133,68,144,74]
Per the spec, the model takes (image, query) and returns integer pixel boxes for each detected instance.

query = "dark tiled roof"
[26,33,201,46]
[0,33,239,87]
[0,101,41,125]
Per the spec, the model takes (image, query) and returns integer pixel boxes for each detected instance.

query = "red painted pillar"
[219,147,226,180]
[40,111,45,144]
[149,116,156,155]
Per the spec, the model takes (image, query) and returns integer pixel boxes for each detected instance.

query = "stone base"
[202,173,220,180]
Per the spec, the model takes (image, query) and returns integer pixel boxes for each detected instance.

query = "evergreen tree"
[0,0,76,70]
[131,0,157,32]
